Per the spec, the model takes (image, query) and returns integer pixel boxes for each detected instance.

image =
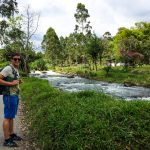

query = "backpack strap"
[9,65,18,80]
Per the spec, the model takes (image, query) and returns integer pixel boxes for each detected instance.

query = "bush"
[30,59,47,71]
[19,71,28,77]
[0,62,9,68]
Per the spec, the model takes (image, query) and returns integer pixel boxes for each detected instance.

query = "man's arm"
[0,74,19,86]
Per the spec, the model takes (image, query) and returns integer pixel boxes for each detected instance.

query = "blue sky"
[9,0,150,49]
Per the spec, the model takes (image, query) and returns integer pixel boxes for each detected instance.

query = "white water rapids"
[29,71,150,101]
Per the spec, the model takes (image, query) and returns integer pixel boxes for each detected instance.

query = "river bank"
[20,77,150,150]
[53,65,150,88]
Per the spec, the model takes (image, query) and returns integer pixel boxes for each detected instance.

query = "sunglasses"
[13,58,21,61]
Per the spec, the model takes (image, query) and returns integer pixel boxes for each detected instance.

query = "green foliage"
[42,27,61,67]
[102,32,115,61]
[114,22,150,64]
[0,0,18,18]
[86,34,104,70]
[74,3,91,34]
[21,78,150,150]
[103,66,112,76]
[3,16,26,48]
[0,61,9,68]
[1,5,40,73]
[19,71,28,77]
[30,59,47,71]
[0,0,18,43]
[49,20,150,68]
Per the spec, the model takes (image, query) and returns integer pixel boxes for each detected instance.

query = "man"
[0,52,22,147]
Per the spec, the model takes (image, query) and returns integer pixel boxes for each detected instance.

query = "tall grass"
[21,78,150,150]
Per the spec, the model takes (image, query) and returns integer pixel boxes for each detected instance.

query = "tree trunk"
[94,60,97,71]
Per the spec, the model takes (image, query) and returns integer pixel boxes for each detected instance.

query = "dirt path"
[0,95,35,150]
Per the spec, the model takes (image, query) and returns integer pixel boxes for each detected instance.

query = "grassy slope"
[21,78,150,150]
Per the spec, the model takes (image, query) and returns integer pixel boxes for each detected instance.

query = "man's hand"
[11,80,19,86]
[19,79,23,84]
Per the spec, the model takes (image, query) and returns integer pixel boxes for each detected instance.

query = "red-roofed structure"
[120,49,144,60]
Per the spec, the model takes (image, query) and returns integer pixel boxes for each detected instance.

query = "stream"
[29,71,150,100]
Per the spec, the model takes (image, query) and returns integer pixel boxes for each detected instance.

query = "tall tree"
[134,22,150,63]
[114,22,150,64]
[102,32,113,60]
[0,0,18,43]
[74,3,91,34]
[0,0,18,17]
[86,34,104,70]
[21,5,40,73]
[1,14,39,73]
[59,36,68,66]
[42,27,61,67]
[74,3,92,65]
[74,3,92,33]
[1,16,37,71]
[21,5,40,51]
[114,27,140,64]
[2,16,26,54]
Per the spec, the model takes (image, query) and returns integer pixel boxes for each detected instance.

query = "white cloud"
[14,0,150,48]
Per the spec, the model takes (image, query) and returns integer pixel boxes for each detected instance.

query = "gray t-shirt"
[0,65,20,95]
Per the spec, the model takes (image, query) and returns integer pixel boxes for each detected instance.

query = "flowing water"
[30,71,150,100]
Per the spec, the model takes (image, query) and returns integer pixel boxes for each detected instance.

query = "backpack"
[0,65,18,95]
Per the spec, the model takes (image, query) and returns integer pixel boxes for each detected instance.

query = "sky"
[11,0,150,49]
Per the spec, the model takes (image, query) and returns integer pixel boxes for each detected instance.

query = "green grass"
[21,78,150,150]
[54,65,150,87]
